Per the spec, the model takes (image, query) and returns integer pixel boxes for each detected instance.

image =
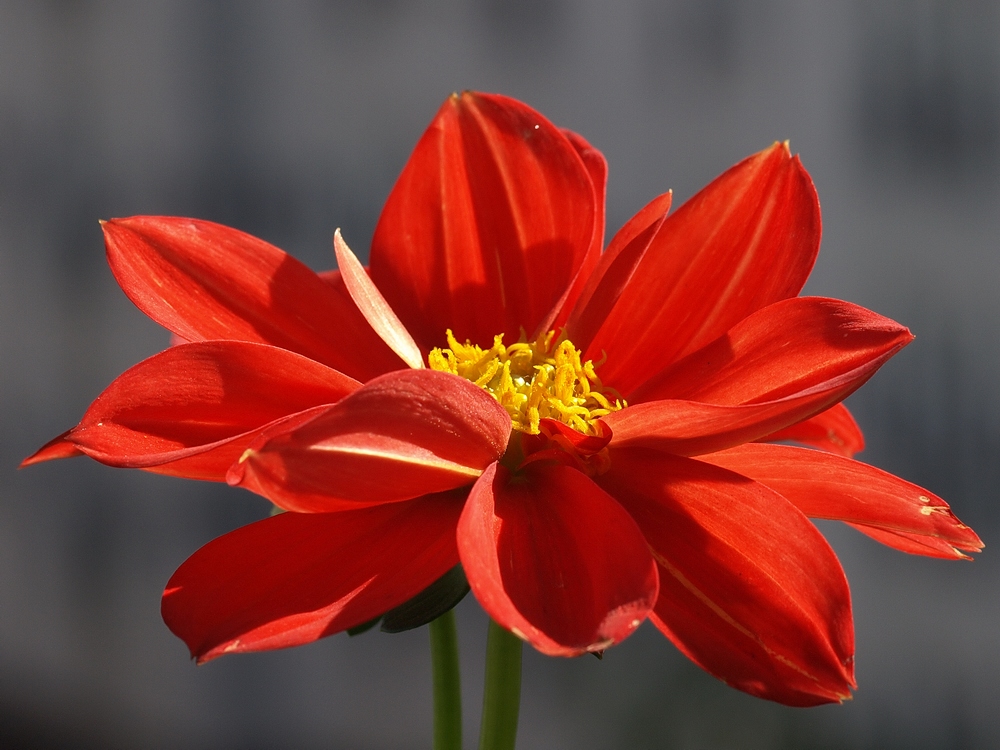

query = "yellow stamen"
[428,329,624,435]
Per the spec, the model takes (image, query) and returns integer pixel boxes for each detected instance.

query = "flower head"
[25,92,982,706]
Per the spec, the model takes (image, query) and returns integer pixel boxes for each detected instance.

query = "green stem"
[478,619,523,750]
[429,610,463,750]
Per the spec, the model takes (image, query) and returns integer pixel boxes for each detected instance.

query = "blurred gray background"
[2,1,999,748]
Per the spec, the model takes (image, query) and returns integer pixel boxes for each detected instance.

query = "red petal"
[759,402,864,457]
[333,229,424,369]
[317,268,344,290]
[103,216,402,381]
[520,417,613,459]
[143,406,333,481]
[457,462,658,656]
[20,431,82,467]
[162,491,463,663]
[565,191,672,352]
[847,524,976,560]
[533,128,609,336]
[605,301,911,456]
[586,143,821,395]
[630,297,913,404]
[699,444,983,556]
[563,128,607,261]
[369,92,597,350]
[23,342,359,480]
[599,448,855,706]
[606,391,874,459]
[229,369,511,512]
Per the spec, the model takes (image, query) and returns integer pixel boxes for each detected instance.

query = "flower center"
[428,329,623,435]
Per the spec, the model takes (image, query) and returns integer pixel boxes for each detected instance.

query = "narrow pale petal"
[565,192,673,351]
[599,448,855,706]
[699,444,982,556]
[22,342,359,480]
[369,92,597,350]
[586,143,821,395]
[332,229,424,369]
[630,297,913,404]
[758,403,864,457]
[458,462,658,657]
[162,492,463,663]
[229,369,511,512]
[103,216,403,381]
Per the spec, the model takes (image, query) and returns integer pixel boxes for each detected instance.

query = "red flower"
[25,92,981,707]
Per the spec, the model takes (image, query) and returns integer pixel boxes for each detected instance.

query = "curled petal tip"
[226,449,254,486]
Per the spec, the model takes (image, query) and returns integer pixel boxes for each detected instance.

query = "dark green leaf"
[380,564,470,633]
[347,616,382,637]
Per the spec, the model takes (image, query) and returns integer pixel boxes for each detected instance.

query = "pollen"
[428,329,623,435]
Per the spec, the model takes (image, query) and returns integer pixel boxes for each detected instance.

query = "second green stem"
[478,619,523,750]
